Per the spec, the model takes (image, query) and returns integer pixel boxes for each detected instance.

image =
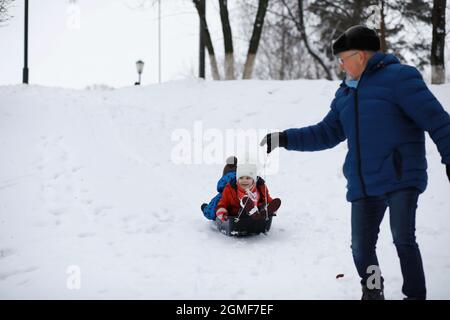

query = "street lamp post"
[23,0,29,84]
[158,0,161,83]
[135,60,145,85]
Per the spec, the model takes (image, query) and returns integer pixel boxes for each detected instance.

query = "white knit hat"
[236,163,258,181]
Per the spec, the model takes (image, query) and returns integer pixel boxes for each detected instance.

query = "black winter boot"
[361,280,385,300]
[403,296,426,300]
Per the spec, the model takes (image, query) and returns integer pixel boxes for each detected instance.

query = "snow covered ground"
[0,79,449,299]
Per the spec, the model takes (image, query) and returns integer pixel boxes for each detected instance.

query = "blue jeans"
[351,187,426,299]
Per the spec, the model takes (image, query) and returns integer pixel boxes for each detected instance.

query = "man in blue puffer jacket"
[261,25,450,300]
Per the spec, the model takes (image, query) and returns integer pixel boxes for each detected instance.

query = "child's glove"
[216,208,228,222]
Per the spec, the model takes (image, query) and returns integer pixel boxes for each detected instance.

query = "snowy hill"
[0,79,449,299]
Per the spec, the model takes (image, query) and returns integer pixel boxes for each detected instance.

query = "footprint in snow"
[0,248,15,259]
[0,267,39,281]
[77,232,96,238]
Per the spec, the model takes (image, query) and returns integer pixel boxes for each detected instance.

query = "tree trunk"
[198,0,206,78]
[219,0,235,80]
[279,9,286,80]
[379,0,387,53]
[193,0,221,80]
[243,0,269,79]
[431,0,446,84]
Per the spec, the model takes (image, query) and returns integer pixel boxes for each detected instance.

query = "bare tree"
[193,0,221,80]
[243,0,269,79]
[371,0,432,70]
[0,0,14,26]
[281,0,334,80]
[193,0,270,80]
[219,0,235,79]
[431,0,446,84]
[239,0,328,80]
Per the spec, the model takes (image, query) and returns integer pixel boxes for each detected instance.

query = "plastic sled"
[215,214,273,236]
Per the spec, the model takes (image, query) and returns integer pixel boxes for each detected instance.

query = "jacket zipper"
[354,89,368,197]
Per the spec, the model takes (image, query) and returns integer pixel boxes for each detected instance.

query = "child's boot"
[240,196,258,217]
[259,198,281,217]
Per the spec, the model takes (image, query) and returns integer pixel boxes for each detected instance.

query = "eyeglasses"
[338,51,359,65]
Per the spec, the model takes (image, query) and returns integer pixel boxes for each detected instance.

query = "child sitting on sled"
[201,156,238,220]
[215,161,281,222]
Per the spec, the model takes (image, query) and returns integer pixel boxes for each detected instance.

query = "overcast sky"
[0,0,242,89]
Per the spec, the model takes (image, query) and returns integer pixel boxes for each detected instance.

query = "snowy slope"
[0,80,449,299]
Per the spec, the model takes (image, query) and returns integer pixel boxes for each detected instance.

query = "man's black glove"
[260,132,287,154]
[446,164,450,183]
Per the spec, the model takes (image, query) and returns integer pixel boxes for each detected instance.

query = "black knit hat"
[222,156,238,176]
[332,25,380,55]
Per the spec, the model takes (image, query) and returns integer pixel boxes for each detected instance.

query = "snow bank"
[0,80,449,299]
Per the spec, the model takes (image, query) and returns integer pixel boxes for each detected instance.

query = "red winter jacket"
[216,178,273,216]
